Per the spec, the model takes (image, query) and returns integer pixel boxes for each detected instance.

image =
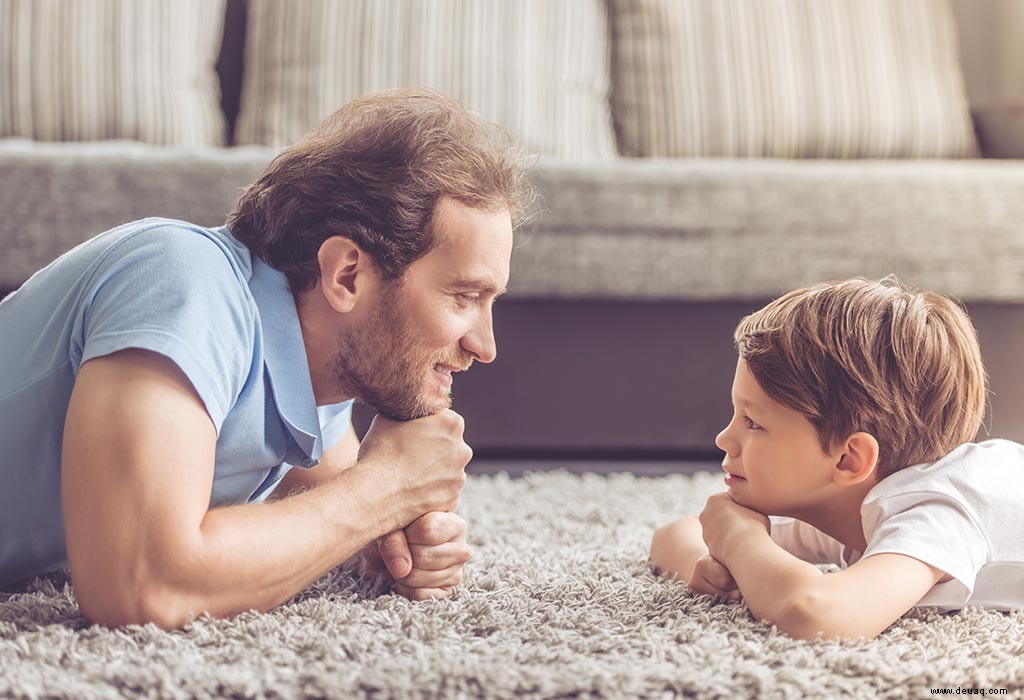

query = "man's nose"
[463,311,497,364]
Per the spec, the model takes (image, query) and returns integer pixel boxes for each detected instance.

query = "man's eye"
[743,416,763,430]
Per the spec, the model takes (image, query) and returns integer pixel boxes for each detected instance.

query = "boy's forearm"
[715,529,826,636]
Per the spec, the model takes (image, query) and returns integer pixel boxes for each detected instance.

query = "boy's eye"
[455,293,479,305]
[743,416,763,430]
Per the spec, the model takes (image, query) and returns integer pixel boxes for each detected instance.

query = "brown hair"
[228,88,532,293]
[734,279,987,477]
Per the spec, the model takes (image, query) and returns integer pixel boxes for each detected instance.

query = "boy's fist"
[688,554,742,602]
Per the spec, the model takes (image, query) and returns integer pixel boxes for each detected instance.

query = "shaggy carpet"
[2,470,1023,699]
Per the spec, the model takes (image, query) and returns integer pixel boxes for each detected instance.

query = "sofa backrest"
[215,0,247,145]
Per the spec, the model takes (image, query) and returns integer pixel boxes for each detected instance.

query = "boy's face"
[715,358,838,517]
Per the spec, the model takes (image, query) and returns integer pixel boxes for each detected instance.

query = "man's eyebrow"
[449,277,508,296]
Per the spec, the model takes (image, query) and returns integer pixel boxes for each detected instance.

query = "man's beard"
[330,283,471,421]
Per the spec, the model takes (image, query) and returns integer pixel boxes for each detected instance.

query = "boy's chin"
[728,492,776,516]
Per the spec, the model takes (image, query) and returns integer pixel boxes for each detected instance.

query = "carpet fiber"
[2,471,1023,699]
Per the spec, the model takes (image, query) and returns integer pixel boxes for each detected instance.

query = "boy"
[650,279,1024,640]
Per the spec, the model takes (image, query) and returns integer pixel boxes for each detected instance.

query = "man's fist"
[357,410,471,523]
[361,512,472,601]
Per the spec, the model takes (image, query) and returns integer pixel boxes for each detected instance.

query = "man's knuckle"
[420,521,439,543]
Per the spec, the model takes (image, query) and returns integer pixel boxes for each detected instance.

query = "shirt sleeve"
[769,516,847,565]
[860,493,990,607]
[75,224,256,433]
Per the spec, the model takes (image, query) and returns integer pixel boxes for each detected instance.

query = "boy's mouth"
[722,466,746,485]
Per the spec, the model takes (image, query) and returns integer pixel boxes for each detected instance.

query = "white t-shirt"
[770,440,1024,610]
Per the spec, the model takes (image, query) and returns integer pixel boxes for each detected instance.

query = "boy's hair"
[734,279,987,477]
[228,88,532,293]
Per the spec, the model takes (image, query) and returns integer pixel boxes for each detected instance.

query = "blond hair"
[735,279,987,477]
[229,88,532,293]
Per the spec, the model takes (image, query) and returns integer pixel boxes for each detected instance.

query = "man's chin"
[371,393,451,422]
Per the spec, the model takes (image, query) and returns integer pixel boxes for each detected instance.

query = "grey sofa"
[4,0,1024,459]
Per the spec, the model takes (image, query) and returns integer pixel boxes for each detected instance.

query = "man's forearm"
[147,460,410,627]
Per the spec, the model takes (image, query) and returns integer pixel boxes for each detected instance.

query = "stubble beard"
[330,283,464,421]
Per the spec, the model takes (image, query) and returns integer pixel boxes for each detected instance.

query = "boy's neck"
[788,478,880,553]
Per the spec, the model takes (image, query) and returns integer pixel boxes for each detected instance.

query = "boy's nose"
[715,426,738,457]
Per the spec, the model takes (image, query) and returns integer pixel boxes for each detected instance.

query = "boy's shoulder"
[864,439,1024,514]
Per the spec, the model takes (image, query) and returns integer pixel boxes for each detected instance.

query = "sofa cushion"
[234,0,615,160]
[0,0,227,146]
[516,157,1024,302]
[4,142,1024,303]
[0,140,268,288]
[610,0,978,158]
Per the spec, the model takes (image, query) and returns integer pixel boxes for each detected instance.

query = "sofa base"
[6,287,1017,458]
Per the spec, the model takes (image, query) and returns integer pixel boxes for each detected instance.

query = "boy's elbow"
[772,591,831,640]
[649,516,702,575]
[769,590,879,641]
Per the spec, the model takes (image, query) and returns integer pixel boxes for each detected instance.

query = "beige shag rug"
[2,470,1023,699]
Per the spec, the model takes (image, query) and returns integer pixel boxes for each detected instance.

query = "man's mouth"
[432,363,469,390]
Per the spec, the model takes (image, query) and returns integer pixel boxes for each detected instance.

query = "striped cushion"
[235,0,615,160]
[611,0,979,158]
[0,0,226,146]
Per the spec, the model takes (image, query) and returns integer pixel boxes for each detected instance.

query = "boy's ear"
[832,432,880,487]
[317,235,376,313]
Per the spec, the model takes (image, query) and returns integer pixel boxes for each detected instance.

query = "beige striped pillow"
[235,0,615,160]
[0,0,226,146]
[611,0,979,158]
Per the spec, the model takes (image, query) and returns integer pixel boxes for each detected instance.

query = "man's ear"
[317,236,375,313]
[832,432,880,487]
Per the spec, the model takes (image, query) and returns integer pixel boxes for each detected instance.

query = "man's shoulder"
[92,218,253,282]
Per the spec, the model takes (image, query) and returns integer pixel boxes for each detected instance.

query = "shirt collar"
[246,253,324,462]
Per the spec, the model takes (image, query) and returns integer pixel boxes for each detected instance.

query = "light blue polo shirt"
[0,218,353,586]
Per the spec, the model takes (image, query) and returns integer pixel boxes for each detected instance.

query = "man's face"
[714,358,837,517]
[333,198,513,420]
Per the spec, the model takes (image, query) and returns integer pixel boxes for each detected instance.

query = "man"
[0,89,529,628]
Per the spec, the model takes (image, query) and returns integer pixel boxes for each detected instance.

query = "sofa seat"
[5,140,1024,307]
[0,140,270,289]
[526,158,1024,302]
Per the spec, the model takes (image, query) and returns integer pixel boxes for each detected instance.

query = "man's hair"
[734,279,987,477]
[228,88,532,293]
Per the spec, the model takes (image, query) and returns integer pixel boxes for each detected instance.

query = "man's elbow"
[76,576,195,630]
[71,545,204,629]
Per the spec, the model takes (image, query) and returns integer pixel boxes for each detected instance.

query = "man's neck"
[295,288,354,407]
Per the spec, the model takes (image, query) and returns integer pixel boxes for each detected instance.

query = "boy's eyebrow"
[735,397,760,411]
